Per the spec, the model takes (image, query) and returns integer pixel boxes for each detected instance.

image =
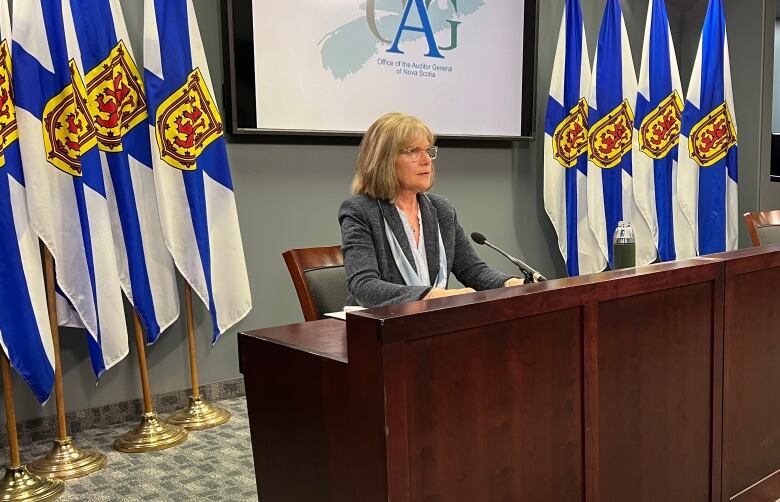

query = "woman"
[339,112,524,307]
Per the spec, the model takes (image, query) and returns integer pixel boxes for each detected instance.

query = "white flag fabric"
[678,0,738,255]
[144,0,251,342]
[68,0,178,344]
[543,0,606,276]
[13,0,129,376]
[0,0,54,404]
[587,0,656,268]
[633,0,695,261]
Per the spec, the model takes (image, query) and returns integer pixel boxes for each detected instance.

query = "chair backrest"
[744,210,780,247]
[282,246,347,322]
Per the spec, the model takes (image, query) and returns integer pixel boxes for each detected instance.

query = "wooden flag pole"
[1,356,21,469]
[112,312,187,452]
[133,313,155,414]
[0,352,64,500]
[28,246,106,479]
[165,281,230,430]
[184,284,200,400]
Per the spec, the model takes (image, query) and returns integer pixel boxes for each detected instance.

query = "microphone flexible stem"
[483,240,547,282]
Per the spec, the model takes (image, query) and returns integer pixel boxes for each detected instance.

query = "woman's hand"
[424,287,476,300]
[503,277,525,287]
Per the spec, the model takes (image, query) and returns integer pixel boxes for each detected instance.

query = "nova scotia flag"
[633,0,696,261]
[13,0,129,377]
[678,0,738,255]
[587,0,656,267]
[144,0,251,342]
[68,0,179,344]
[544,0,606,276]
[0,0,54,404]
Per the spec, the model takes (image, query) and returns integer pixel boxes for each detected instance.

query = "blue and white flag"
[587,0,656,268]
[13,0,129,377]
[67,0,178,344]
[0,0,54,404]
[633,0,695,261]
[678,0,738,255]
[144,0,251,342]
[543,0,605,276]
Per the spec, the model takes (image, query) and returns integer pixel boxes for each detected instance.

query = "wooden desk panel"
[241,336,335,501]
[596,282,720,502]
[714,246,780,501]
[389,308,583,501]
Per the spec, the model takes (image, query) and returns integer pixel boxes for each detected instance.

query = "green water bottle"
[613,221,636,270]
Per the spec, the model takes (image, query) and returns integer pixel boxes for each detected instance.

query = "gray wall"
[2,0,776,423]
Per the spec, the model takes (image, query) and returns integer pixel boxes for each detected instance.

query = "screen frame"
[771,133,780,182]
[221,0,538,141]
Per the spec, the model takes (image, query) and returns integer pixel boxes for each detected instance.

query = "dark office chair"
[282,246,348,321]
[743,210,780,247]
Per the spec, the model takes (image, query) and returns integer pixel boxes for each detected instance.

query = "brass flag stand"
[113,312,188,452]
[28,248,106,479]
[0,352,63,501]
[166,283,230,430]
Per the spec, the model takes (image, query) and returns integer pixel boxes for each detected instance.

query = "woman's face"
[395,135,434,196]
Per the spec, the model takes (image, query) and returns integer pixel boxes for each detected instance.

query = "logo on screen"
[367,0,462,58]
[319,0,483,79]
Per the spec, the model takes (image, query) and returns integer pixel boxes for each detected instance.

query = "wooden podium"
[239,245,780,502]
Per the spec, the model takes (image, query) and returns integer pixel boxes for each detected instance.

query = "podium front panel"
[711,246,780,500]
[383,308,583,501]
[596,282,720,502]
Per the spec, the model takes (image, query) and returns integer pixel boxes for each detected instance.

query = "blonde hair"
[351,112,436,200]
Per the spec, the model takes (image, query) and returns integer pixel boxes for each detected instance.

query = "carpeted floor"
[0,396,257,501]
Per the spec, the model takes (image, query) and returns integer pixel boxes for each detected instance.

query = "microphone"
[471,232,547,282]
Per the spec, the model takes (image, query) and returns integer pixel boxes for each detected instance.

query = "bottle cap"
[613,220,635,244]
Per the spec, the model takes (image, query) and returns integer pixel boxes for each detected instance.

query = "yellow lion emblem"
[155,68,223,171]
[638,90,683,160]
[589,99,634,169]
[552,98,589,168]
[42,60,96,176]
[0,40,18,169]
[84,41,147,152]
[688,102,737,167]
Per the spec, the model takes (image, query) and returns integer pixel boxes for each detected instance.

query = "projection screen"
[224,0,537,139]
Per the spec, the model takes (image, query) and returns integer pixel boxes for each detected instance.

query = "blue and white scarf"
[380,198,447,288]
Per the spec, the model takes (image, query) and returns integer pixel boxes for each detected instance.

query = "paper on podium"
[324,305,366,320]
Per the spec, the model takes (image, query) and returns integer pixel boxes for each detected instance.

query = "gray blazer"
[338,193,513,307]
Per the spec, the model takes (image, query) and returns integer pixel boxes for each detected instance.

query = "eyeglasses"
[400,145,438,161]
